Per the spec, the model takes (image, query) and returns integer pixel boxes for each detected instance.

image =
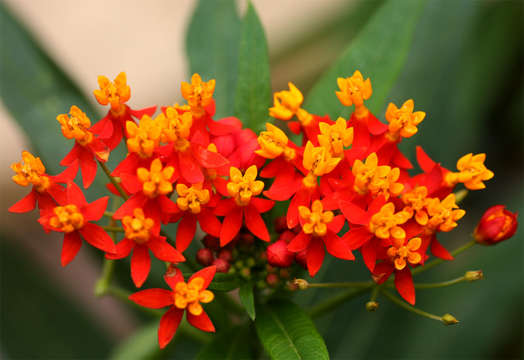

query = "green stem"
[412,276,467,289]
[381,289,441,322]
[411,239,476,276]
[370,284,380,301]
[102,226,125,233]
[98,160,129,200]
[104,211,114,217]
[305,281,373,289]
[308,286,372,318]
[95,259,115,296]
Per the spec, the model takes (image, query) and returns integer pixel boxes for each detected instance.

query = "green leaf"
[304,0,426,118]
[110,322,161,360]
[239,282,256,320]
[186,0,242,118]
[196,326,253,360]
[207,273,241,292]
[255,299,329,360]
[234,1,271,132]
[0,3,98,175]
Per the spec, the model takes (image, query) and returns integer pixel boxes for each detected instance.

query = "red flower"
[107,208,185,287]
[57,106,110,188]
[215,165,274,246]
[474,205,518,245]
[129,266,216,349]
[9,151,77,213]
[287,200,351,276]
[38,182,115,266]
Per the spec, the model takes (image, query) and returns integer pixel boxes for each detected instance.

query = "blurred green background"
[1,0,522,358]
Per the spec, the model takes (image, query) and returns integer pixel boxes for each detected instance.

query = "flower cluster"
[9,70,517,348]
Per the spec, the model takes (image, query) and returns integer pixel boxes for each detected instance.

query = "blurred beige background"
[1,0,353,340]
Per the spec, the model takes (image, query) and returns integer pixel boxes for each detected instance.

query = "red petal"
[106,238,134,259]
[187,311,215,333]
[113,194,147,219]
[361,241,376,272]
[178,152,203,183]
[416,146,436,173]
[158,195,178,214]
[90,116,113,138]
[245,205,270,242]
[52,162,79,184]
[149,237,185,263]
[214,198,236,216]
[367,114,388,135]
[263,167,299,201]
[189,265,217,289]
[9,191,36,213]
[339,201,369,225]
[176,214,197,252]
[219,208,242,246]
[327,215,345,234]
[306,238,325,277]
[164,268,185,290]
[324,232,354,260]
[395,268,415,305]
[83,196,108,221]
[251,197,275,214]
[213,177,229,197]
[158,307,184,349]
[113,153,140,177]
[47,183,67,205]
[368,195,387,215]
[130,105,157,119]
[372,262,394,284]
[131,245,151,288]
[393,149,413,169]
[120,173,143,194]
[287,232,311,252]
[79,223,116,254]
[61,232,82,267]
[342,227,373,250]
[198,210,221,237]
[67,182,87,206]
[78,148,97,188]
[430,238,454,260]
[287,121,301,134]
[193,144,229,168]
[60,144,80,166]
[129,289,174,309]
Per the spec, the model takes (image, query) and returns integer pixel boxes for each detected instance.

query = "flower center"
[369,203,411,240]
[299,200,333,237]
[56,106,94,146]
[176,183,210,214]
[387,237,422,270]
[11,151,51,192]
[352,153,404,199]
[93,72,130,117]
[136,159,175,198]
[425,194,465,232]
[126,115,162,158]
[227,165,264,206]
[181,73,215,117]
[173,277,214,316]
[122,208,154,244]
[49,204,85,233]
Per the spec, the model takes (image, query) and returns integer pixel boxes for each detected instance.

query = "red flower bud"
[266,273,280,287]
[218,249,233,262]
[266,240,294,267]
[196,248,214,266]
[202,235,220,250]
[295,249,307,269]
[278,230,295,243]
[213,258,231,273]
[474,205,518,245]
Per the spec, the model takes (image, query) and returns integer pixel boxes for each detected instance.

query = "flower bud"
[474,205,518,245]
[279,230,295,243]
[441,313,459,325]
[295,249,307,269]
[266,273,280,287]
[293,278,309,290]
[266,240,294,267]
[213,258,230,273]
[202,235,220,250]
[218,249,233,263]
[196,248,214,266]
[365,301,379,312]
[464,270,483,282]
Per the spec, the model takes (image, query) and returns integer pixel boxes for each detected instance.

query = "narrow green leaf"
[255,299,329,360]
[234,1,271,132]
[304,0,426,118]
[207,273,241,292]
[239,282,256,320]
[196,325,253,360]
[186,0,242,118]
[0,3,98,175]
